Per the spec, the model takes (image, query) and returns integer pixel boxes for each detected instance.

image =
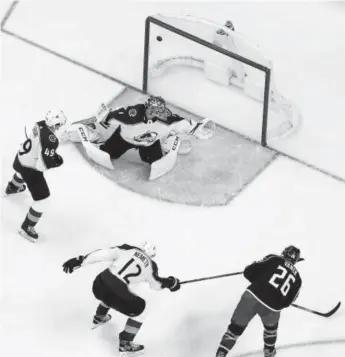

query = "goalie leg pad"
[162,133,192,155]
[76,124,113,170]
[149,136,181,180]
[66,122,101,143]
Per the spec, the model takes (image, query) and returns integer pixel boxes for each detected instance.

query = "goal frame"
[142,16,272,146]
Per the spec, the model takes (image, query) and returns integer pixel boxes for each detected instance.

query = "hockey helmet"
[282,245,301,264]
[225,20,235,31]
[45,109,67,131]
[139,241,156,258]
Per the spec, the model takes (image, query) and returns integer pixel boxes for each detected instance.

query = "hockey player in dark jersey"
[62,241,180,356]
[215,246,302,357]
[5,109,67,242]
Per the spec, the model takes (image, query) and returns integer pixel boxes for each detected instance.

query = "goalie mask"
[145,96,168,121]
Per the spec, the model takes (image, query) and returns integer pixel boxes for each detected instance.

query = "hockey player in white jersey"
[62,242,180,356]
[5,109,67,241]
[67,96,215,179]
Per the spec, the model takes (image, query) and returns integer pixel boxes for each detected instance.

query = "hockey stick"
[180,271,243,285]
[180,259,305,285]
[291,301,341,318]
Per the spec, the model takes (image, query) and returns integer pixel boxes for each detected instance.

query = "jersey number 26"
[269,265,296,296]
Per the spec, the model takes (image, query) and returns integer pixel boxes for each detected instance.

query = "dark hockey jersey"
[101,104,194,146]
[17,120,61,171]
[244,254,302,311]
[105,104,185,126]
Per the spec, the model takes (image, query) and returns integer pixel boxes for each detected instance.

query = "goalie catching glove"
[62,256,85,273]
[161,276,181,292]
[189,118,215,140]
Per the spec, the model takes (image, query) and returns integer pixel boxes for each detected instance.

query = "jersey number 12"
[269,265,296,296]
[118,258,142,284]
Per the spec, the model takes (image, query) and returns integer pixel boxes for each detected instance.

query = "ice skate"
[119,340,145,357]
[216,351,226,357]
[92,313,112,329]
[19,224,39,243]
[5,182,26,196]
[264,347,276,357]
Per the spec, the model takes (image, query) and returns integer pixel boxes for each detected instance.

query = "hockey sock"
[217,323,245,356]
[119,318,143,342]
[95,303,110,317]
[11,173,25,188]
[263,324,278,351]
[22,207,43,228]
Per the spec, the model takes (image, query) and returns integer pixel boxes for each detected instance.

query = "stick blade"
[323,301,341,317]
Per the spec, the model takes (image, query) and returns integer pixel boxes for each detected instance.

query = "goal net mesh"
[144,14,301,142]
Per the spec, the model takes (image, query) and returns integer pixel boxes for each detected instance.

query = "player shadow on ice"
[97,321,121,355]
[169,310,230,356]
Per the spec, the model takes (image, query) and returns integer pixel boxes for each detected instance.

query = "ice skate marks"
[119,350,144,357]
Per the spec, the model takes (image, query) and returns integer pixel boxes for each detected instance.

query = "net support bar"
[261,70,271,146]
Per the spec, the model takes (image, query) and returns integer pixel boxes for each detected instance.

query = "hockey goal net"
[142,14,300,145]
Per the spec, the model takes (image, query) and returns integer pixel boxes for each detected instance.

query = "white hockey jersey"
[81,245,163,290]
[17,121,60,172]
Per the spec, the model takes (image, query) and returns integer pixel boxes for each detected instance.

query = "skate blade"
[119,350,144,357]
[91,322,107,330]
[18,229,38,243]
[91,316,112,330]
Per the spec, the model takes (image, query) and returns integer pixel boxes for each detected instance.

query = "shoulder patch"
[128,108,137,117]
[49,134,57,143]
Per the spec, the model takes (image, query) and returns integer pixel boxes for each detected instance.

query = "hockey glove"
[162,276,181,292]
[62,255,85,274]
[53,154,64,168]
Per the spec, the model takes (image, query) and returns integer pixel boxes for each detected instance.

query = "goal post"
[142,15,298,146]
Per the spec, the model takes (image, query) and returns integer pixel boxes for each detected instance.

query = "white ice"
[1,2,345,357]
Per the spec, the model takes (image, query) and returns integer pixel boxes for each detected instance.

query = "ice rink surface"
[1,1,345,357]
